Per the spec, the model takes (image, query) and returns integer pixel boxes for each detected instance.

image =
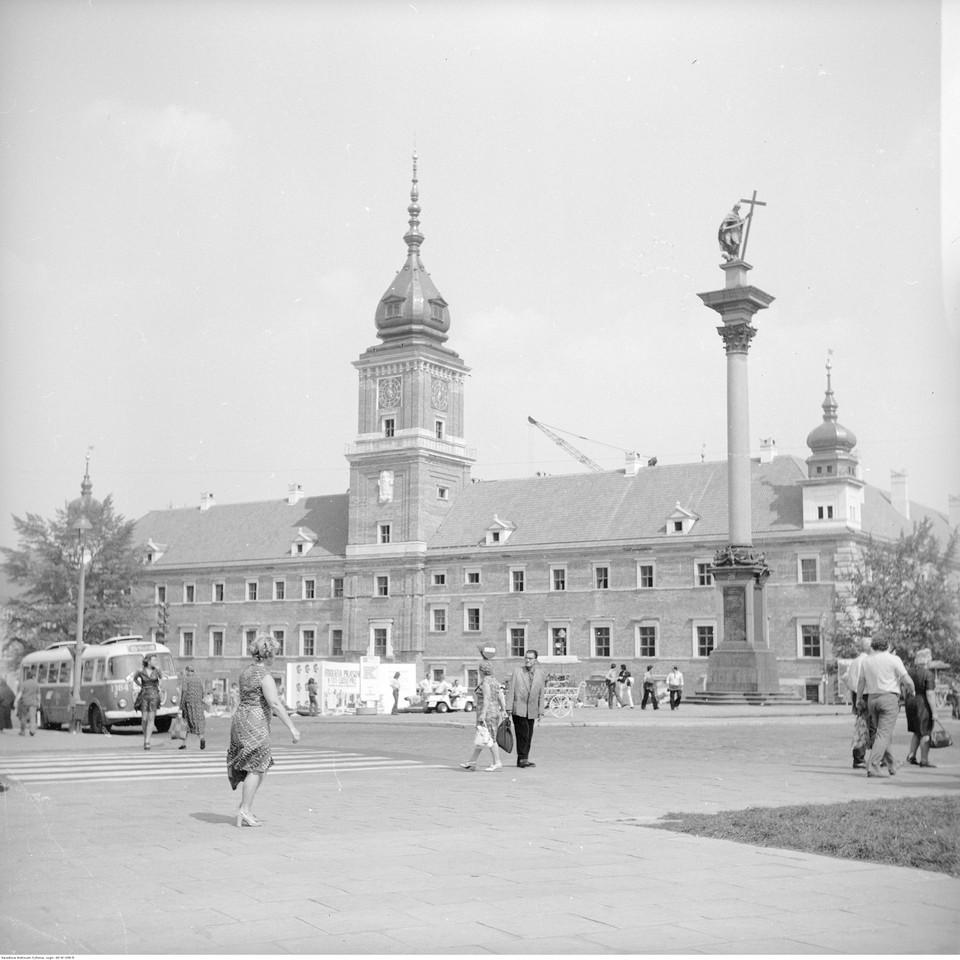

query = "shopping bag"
[929,720,953,749]
[495,717,514,754]
[170,715,188,741]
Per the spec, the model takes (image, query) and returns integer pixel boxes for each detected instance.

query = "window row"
[168,626,346,660]
[156,577,346,605]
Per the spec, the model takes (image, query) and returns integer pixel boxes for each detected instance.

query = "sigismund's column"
[697,195,780,697]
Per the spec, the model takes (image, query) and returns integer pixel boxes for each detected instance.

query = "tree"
[1,495,146,665]
[831,518,960,665]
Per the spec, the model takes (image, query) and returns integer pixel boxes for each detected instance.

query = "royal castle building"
[132,165,957,701]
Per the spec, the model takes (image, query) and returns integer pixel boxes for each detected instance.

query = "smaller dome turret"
[806,358,857,453]
[374,153,451,343]
[67,450,100,524]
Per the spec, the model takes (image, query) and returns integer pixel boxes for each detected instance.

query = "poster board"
[320,661,361,715]
[359,656,380,704]
[285,660,323,711]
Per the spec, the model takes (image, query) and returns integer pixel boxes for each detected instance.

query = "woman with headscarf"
[133,653,163,750]
[178,665,206,751]
[226,634,300,826]
[905,648,938,768]
[460,661,506,772]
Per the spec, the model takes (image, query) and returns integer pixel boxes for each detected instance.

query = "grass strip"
[651,796,960,877]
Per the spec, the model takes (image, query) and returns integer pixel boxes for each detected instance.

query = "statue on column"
[718,204,746,261]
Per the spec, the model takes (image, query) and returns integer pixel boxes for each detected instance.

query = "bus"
[18,635,181,734]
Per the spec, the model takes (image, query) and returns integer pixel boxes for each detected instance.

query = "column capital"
[716,322,757,354]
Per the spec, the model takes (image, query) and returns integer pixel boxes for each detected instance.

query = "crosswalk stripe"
[1,749,443,784]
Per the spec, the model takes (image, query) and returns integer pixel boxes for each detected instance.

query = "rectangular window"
[799,557,819,583]
[432,571,446,586]
[183,583,195,604]
[274,580,285,601]
[510,626,526,658]
[373,628,387,657]
[799,622,822,658]
[696,624,715,658]
[303,579,316,600]
[435,420,444,440]
[213,582,225,602]
[594,566,609,590]
[156,584,166,604]
[438,486,449,500]
[376,575,390,597]
[302,629,316,658]
[551,626,568,656]
[696,562,713,587]
[383,418,395,438]
[551,567,566,591]
[272,629,285,657]
[511,569,525,593]
[431,608,446,632]
[182,631,195,657]
[211,630,224,657]
[332,577,344,599]
[465,569,481,585]
[639,564,655,589]
[331,629,343,657]
[817,505,835,520]
[637,624,657,658]
[244,629,257,657]
[82,659,96,683]
[465,607,481,632]
[593,626,611,659]
[379,524,391,544]
[247,581,258,602]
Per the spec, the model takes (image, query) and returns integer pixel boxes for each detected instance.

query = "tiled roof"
[430,457,808,549]
[133,494,349,566]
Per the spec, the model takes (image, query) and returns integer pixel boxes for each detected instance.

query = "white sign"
[359,656,380,703]
[321,661,360,715]
[285,660,322,711]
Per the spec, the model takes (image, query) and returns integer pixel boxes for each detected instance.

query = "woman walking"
[905,648,938,768]
[460,661,506,772]
[133,654,163,750]
[178,665,206,751]
[226,635,300,827]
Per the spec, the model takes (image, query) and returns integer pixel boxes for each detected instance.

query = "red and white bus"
[18,635,181,733]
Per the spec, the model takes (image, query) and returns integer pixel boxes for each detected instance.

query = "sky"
[1,0,958,549]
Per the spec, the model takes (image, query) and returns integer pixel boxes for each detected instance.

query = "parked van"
[18,635,180,733]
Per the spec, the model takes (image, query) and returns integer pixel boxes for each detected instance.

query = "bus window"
[94,659,106,682]
[158,654,176,674]
[58,661,72,684]
[108,655,142,680]
[23,664,37,679]
[37,663,49,683]
[82,659,96,682]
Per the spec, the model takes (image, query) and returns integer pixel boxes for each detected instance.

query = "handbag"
[170,715,188,741]
[133,691,143,713]
[929,720,953,749]
[495,717,514,754]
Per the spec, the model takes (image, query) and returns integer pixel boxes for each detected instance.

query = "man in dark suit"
[506,650,546,768]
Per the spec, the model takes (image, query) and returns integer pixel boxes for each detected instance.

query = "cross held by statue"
[738,190,766,263]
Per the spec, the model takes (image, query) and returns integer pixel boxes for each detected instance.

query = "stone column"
[697,261,780,697]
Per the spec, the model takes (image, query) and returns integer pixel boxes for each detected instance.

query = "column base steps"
[684,691,807,706]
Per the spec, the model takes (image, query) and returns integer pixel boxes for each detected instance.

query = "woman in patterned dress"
[133,654,163,750]
[226,635,300,827]
[459,661,506,772]
[178,665,206,751]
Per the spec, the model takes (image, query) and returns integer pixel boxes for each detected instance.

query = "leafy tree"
[831,518,960,665]
[1,495,145,665]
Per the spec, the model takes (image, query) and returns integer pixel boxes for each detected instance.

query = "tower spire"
[821,355,838,423]
[80,447,93,503]
[404,151,423,255]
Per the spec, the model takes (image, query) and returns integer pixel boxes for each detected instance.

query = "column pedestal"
[705,548,779,695]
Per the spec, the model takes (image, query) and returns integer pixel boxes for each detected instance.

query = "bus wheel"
[88,705,105,735]
[154,715,172,733]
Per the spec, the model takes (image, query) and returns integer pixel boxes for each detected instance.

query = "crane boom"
[527,416,604,472]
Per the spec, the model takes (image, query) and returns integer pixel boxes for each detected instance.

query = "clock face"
[378,377,401,408]
[431,378,448,411]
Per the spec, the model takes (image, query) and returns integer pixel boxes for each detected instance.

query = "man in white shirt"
[857,637,915,777]
[844,637,873,768]
[666,666,684,710]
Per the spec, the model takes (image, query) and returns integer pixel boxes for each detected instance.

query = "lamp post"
[70,515,93,734]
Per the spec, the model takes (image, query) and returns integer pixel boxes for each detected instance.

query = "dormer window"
[290,527,317,557]
[483,514,516,546]
[144,539,167,564]
[666,503,699,536]
[384,299,402,319]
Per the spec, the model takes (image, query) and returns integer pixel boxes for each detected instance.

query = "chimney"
[890,470,909,519]
[625,451,641,477]
[200,491,215,511]
[759,438,777,464]
[287,483,304,505]
[949,494,960,530]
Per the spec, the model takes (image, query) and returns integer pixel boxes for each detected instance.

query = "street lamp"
[70,515,93,734]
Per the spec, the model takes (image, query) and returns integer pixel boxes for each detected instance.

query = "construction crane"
[527,416,605,472]
[527,416,657,472]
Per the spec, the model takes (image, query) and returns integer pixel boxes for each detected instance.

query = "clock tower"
[343,157,473,651]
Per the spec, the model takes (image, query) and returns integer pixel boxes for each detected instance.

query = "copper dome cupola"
[374,153,451,343]
[806,358,857,453]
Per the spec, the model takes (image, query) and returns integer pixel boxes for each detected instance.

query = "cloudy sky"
[1,0,957,547]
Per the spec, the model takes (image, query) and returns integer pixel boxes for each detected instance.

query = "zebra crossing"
[0,746,446,786]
